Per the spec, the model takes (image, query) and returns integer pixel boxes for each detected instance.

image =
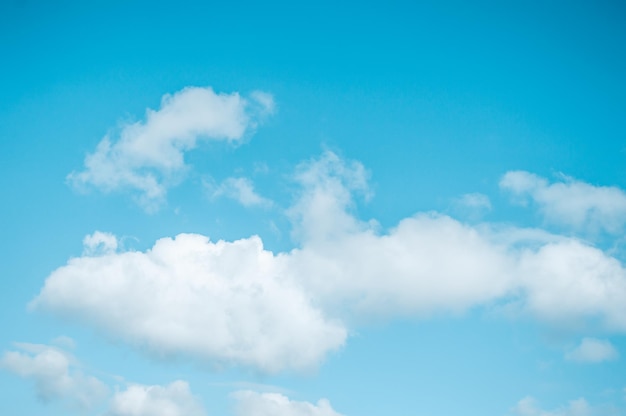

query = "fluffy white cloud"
[232,390,343,416]
[288,154,626,328]
[107,381,206,416]
[67,86,274,211]
[31,233,346,373]
[512,396,593,416]
[565,338,619,363]
[33,152,626,373]
[0,342,108,411]
[500,171,626,233]
[209,177,273,208]
[517,241,626,330]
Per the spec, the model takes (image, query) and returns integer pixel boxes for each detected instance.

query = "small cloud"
[249,90,276,117]
[500,170,626,234]
[67,87,273,212]
[457,193,492,211]
[0,341,108,412]
[452,192,492,220]
[565,338,619,363]
[512,396,592,416]
[208,177,273,208]
[83,231,118,256]
[253,161,270,174]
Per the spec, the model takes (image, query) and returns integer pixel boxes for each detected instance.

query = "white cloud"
[288,151,371,244]
[31,233,346,373]
[32,152,626,373]
[512,396,593,416]
[232,390,344,416]
[107,381,206,416]
[67,86,274,211]
[83,231,118,255]
[500,171,626,233]
[457,192,492,211]
[288,154,626,327]
[565,338,619,363]
[209,177,273,208]
[0,342,108,411]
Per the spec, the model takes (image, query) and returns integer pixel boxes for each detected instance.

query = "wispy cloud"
[511,396,601,416]
[67,86,274,212]
[565,338,619,363]
[207,177,273,208]
[0,342,108,412]
[500,171,626,234]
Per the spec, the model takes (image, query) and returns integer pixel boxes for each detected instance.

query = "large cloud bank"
[33,152,626,372]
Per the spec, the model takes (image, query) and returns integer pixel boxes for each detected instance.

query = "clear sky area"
[1,1,626,415]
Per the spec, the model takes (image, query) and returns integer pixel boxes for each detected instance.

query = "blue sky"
[1,1,626,415]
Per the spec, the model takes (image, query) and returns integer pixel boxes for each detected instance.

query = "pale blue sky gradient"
[1,1,626,415]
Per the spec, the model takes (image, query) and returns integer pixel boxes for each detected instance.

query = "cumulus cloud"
[288,151,371,243]
[288,153,626,327]
[31,233,346,373]
[32,152,626,373]
[232,390,343,416]
[208,177,273,208]
[67,86,274,211]
[500,171,626,233]
[565,338,619,363]
[107,381,206,416]
[0,342,108,411]
[512,396,594,416]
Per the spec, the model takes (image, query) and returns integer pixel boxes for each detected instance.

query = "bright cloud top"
[500,171,626,233]
[232,390,344,416]
[108,381,206,416]
[30,233,347,373]
[67,87,274,211]
[32,152,626,373]
[565,338,619,363]
[0,343,108,411]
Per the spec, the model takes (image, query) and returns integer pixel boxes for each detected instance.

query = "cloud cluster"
[288,154,626,329]
[67,87,274,211]
[0,343,108,411]
[33,152,626,373]
[0,350,340,416]
[500,171,626,233]
[1,339,345,416]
